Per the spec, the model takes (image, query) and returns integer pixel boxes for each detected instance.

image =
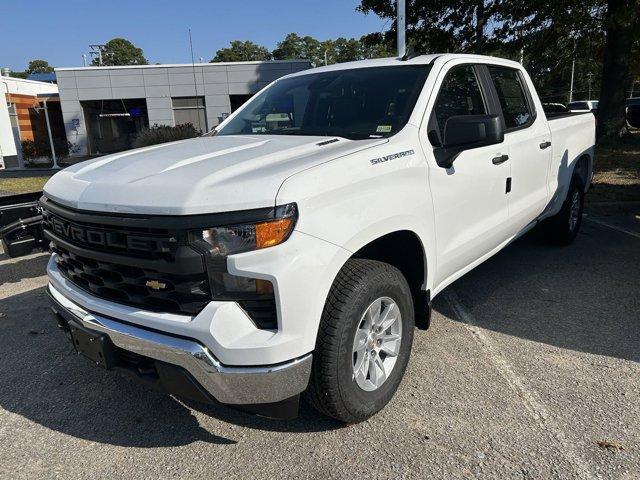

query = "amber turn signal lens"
[255,217,295,249]
[255,278,274,295]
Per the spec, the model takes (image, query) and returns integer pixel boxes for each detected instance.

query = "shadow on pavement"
[0,252,49,286]
[181,399,341,434]
[0,286,338,447]
[434,220,640,363]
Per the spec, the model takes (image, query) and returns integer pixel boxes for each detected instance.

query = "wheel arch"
[573,153,592,191]
[345,229,431,329]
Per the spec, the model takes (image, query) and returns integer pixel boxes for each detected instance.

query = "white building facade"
[1,75,59,168]
[55,60,310,157]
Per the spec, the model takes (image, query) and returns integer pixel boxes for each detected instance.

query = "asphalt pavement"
[0,205,638,480]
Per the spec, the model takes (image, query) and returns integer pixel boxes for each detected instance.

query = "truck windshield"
[215,65,431,140]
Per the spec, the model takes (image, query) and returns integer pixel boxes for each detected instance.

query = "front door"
[421,62,511,287]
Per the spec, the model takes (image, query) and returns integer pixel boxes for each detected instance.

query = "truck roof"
[288,54,524,78]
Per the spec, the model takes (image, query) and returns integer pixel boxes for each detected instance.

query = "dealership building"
[55,60,310,157]
[0,74,63,169]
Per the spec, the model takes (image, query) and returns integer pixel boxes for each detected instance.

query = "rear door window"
[568,102,592,111]
[488,67,533,130]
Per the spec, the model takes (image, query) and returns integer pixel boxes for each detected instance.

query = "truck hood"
[44,135,386,215]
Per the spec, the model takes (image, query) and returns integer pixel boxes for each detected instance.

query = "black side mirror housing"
[434,114,504,168]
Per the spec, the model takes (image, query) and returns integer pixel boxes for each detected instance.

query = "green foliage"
[213,33,392,69]
[20,140,37,160]
[360,32,395,58]
[132,124,201,149]
[357,0,640,139]
[212,41,272,62]
[8,71,29,79]
[21,138,70,164]
[26,59,53,74]
[271,32,392,67]
[272,33,324,65]
[92,38,148,66]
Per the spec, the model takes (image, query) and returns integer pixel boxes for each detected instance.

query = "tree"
[333,37,365,63]
[272,33,389,67]
[272,33,322,65]
[92,38,148,66]
[596,0,640,139]
[358,0,500,54]
[212,41,272,62]
[359,32,395,59]
[26,59,54,74]
[8,71,28,79]
[357,0,640,141]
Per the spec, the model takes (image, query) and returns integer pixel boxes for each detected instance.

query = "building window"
[172,97,207,132]
[81,99,149,155]
[230,94,254,113]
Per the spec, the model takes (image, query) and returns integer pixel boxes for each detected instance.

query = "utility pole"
[520,47,524,65]
[397,0,406,58]
[89,44,106,66]
[587,72,594,100]
[569,39,576,103]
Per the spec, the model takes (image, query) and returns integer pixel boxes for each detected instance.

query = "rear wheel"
[543,176,584,245]
[305,259,414,423]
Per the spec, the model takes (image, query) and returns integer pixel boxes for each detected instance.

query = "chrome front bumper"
[47,283,312,405]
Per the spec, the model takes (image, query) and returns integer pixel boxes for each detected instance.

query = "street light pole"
[42,99,59,169]
[397,0,406,58]
[569,39,576,103]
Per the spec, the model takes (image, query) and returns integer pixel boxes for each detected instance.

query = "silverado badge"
[146,280,167,291]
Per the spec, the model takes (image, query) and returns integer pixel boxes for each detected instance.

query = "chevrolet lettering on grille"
[46,215,170,254]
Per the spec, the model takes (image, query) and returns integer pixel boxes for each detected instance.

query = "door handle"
[492,154,509,165]
[540,141,552,149]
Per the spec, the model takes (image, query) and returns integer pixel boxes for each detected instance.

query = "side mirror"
[435,114,504,168]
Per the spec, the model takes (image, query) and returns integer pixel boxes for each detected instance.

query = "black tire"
[305,259,415,423]
[543,176,585,246]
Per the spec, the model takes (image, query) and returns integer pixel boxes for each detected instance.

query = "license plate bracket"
[69,325,117,369]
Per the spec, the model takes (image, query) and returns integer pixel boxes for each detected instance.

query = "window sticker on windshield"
[376,125,392,133]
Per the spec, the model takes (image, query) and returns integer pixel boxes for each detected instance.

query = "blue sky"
[1,0,386,71]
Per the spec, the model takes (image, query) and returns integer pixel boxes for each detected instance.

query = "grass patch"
[0,176,52,196]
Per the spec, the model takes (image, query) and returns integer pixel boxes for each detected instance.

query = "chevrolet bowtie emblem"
[146,280,167,291]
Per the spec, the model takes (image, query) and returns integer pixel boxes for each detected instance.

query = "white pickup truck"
[43,54,595,422]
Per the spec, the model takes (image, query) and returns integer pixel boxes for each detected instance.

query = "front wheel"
[543,176,584,245]
[305,259,414,423]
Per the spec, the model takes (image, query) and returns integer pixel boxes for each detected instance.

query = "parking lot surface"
[0,206,638,480]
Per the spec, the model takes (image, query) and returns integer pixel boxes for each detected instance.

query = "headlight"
[201,203,297,256]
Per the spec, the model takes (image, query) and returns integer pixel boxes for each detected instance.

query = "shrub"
[21,138,70,164]
[133,123,201,149]
[21,139,37,160]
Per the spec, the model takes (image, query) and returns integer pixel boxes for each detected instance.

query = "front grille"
[52,244,210,315]
[42,210,175,260]
[41,198,281,328]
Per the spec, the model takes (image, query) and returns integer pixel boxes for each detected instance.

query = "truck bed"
[546,111,594,121]
[545,111,596,216]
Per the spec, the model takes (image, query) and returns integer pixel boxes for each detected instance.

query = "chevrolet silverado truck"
[42,54,595,423]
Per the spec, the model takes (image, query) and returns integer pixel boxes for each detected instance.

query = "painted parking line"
[584,215,640,240]
[443,289,595,480]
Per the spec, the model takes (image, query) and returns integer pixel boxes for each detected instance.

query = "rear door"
[421,62,511,287]
[486,66,552,233]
